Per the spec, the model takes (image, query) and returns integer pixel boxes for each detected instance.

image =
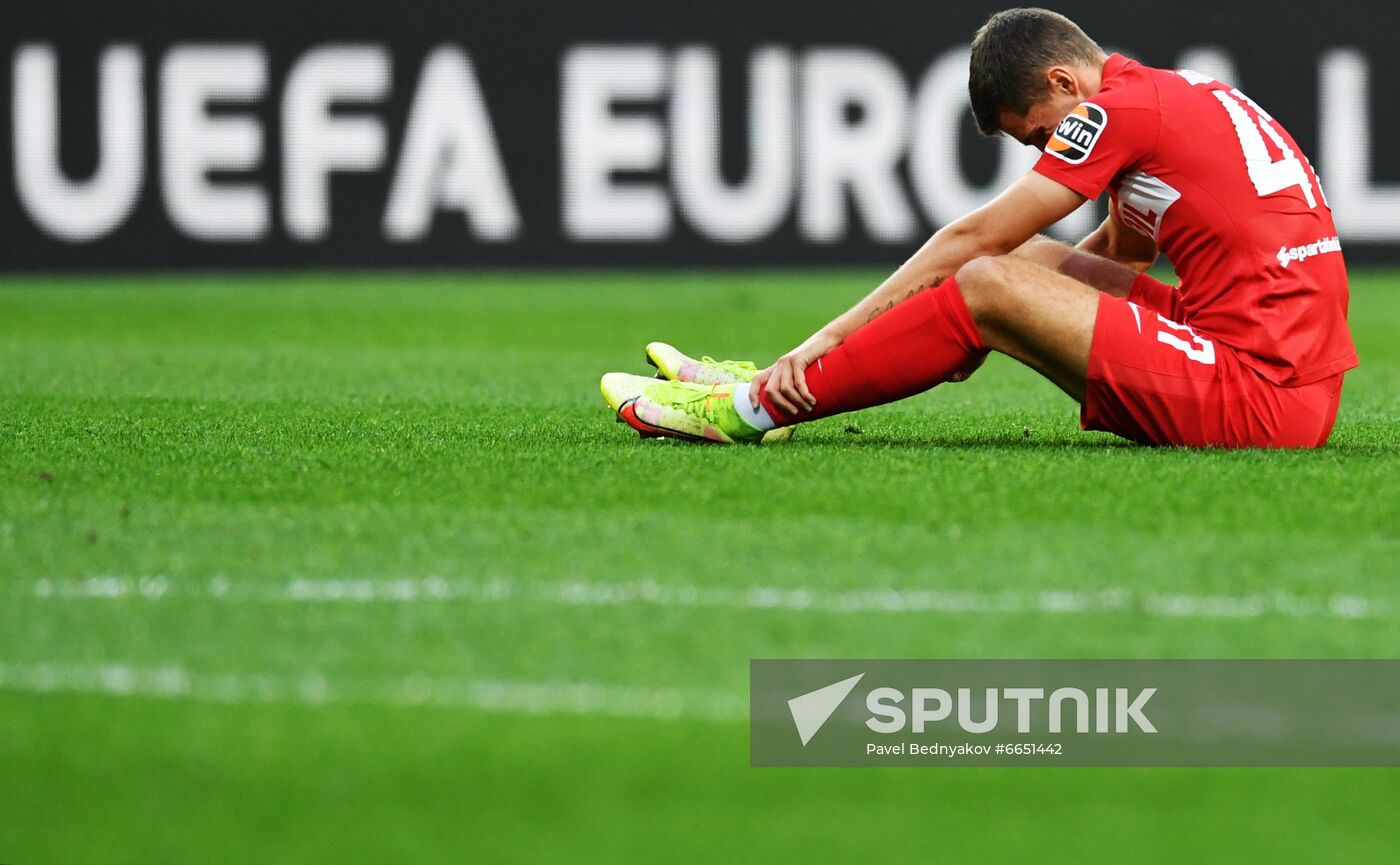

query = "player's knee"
[956,255,1007,287]
[955,256,1015,324]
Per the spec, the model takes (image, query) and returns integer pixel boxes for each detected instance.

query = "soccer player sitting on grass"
[600,8,1357,448]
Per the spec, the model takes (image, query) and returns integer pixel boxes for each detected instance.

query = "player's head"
[968,8,1107,148]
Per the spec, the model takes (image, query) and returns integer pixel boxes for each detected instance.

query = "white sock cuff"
[732,382,778,432]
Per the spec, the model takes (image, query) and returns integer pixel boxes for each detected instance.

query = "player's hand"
[750,333,837,415]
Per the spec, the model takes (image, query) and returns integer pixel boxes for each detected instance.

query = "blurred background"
[6,0,1400,268]
[4,1,1400,863]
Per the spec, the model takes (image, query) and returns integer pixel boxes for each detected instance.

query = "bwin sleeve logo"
[1046,103,1108,164]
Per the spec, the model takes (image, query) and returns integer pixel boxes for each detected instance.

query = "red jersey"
[1033,53,1358,386]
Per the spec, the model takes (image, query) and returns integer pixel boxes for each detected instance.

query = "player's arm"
[1010,211,1158,299]
[754,172,1085,412]
[1077,210,1158,272]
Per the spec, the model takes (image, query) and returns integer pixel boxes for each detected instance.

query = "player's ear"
[1045,65,1078,97]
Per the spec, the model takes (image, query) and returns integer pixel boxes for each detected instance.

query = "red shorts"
[1081,275,1344,449]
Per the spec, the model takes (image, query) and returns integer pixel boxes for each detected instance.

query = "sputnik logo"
[787,673,865,746]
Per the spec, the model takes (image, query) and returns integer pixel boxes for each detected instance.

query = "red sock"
[759,278,987,425]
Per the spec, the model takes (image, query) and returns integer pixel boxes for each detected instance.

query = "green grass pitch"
[2,270,1398,862]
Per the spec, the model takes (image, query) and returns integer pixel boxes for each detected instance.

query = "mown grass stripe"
[23,576,1389,621]
[0,659,745,723]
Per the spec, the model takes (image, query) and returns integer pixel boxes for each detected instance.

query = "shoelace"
[699,356,756,373]
[668,381,727,409]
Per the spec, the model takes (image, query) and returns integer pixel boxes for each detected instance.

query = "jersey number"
[1179,70,1323,209]
[1156,315,1216,365]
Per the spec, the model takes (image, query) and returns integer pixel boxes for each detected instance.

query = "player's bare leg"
[1009,235,1141,300]
[954,253,1107,402]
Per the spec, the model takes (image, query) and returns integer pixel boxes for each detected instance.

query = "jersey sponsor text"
[1277,236,1342,269]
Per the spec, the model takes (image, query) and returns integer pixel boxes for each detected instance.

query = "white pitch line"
[0,660,746,723]
[21,575,1391,622]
